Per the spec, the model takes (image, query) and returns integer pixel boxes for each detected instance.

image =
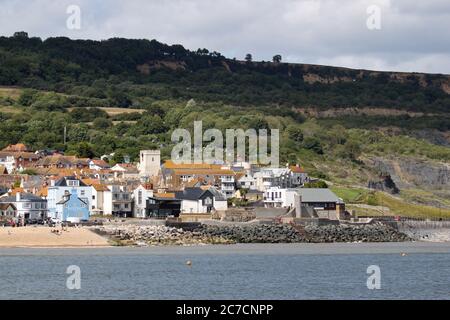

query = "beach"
[0,226,110,248]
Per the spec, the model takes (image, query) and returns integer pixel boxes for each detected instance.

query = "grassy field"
[0,105,23,114]
[67,107,145,116]
[97,107,145,116]
[374,192,450,219]
[0,87,145,117]
[330,186,367,203]
[332,186,450,219]
[0,86,22,99]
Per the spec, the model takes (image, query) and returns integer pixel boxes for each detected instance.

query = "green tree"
[67,142,95,158]
[272,55,282,63]
[303,137,323,154]
[17,89,38,106]
[304,180,328,188]
[286,125,304,143]
[93,117,112,129]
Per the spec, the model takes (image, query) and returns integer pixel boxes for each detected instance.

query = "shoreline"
[0,242,449,255]
[1,224,449,249]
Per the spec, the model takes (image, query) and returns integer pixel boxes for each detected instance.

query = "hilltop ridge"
[0,33,449,113]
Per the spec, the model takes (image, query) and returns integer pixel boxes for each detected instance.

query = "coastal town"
[0,142,420,247]
[0,143,343,223]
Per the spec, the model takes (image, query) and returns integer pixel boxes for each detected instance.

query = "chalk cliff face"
[364,157,450,189]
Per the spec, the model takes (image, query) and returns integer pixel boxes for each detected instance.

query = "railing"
[358,215,450,222]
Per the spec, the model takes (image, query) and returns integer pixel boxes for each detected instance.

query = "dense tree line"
[0,33,448,113]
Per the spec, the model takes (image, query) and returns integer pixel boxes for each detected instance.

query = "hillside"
[1,33,449,114]
[0,33,449,216]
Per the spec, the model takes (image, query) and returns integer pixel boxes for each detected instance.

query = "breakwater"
[93,222,411,246]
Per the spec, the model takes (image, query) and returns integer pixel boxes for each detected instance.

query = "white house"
[237,173,257,190]
[133,184,154,218]
[289,165,309,187]
[254,168,291,191]
[106,183,133,217]
[47,176,92,220]
[263,187,298,208]
[176,187,228,214]
[89,159,111,171]
[0,153,16,173]
[219,173,236,199]
[0,192,47,220]
[263,187,346,220]
[111,163,140,180]
[91,184,112,216]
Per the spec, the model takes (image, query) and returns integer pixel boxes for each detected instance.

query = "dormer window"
[67,180,79,187]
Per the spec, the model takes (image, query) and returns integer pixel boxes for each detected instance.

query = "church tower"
[139,150,161,178]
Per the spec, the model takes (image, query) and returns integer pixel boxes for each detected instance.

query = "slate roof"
[206,187,227,201]
[0,193,46,202]
[295,188,343,203]
[175,187,209,200]
[54,176,88,187]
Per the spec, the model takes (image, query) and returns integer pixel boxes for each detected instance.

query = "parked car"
[0,219,15,227]
[47,217,61,227]
[25,218,37,225]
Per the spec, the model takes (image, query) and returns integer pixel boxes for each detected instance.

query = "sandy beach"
[0,226,110,248]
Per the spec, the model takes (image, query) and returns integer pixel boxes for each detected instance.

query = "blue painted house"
[56,189,89,223]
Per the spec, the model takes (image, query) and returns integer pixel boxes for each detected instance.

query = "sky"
[1,0,449,74]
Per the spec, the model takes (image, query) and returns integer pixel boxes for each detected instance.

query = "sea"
[0,242,449,300]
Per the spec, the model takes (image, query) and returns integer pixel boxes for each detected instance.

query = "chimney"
[50,180,55,187]
[16,192,21,201]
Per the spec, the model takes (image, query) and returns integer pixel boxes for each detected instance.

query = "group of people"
[50,223,70,235]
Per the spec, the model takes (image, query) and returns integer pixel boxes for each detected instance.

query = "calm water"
[0,243,449,300]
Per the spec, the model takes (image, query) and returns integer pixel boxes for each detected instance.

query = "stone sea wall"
[93,222,411,246]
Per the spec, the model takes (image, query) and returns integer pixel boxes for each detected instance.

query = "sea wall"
[397,220,450,242]
[93,222,411,246]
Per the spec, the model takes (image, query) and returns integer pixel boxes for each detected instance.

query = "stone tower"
[139,150,161,178]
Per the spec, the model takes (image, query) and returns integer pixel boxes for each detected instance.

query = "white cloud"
[0,0,448,74]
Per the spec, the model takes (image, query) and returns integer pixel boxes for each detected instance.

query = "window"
[23,203,31,209]
[67,180,79,187]
[138,191,142,205]
[81,190,85,196]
